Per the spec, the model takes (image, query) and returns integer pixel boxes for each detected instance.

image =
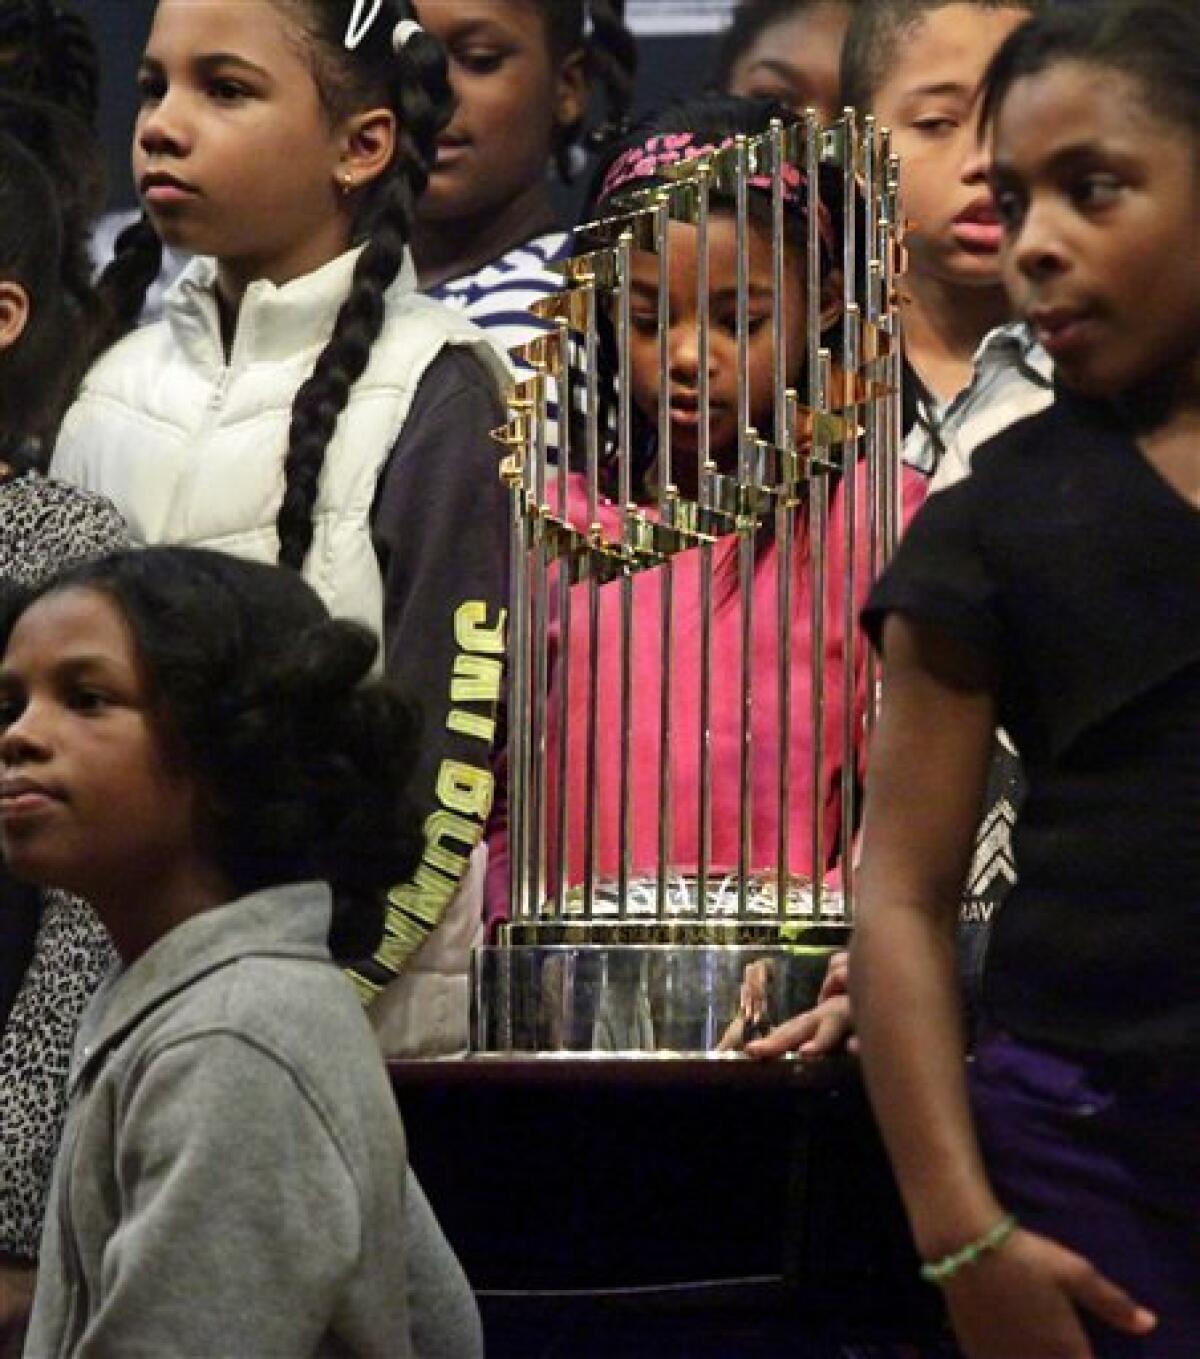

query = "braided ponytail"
[275,1,452,570]
[92,215,165,359]
[276,175,413,569]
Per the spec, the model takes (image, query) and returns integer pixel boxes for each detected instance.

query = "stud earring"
[338,170,355,197]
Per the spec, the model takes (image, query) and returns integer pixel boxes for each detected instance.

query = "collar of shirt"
[903,322,1054,479]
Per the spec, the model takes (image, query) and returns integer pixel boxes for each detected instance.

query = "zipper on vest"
[207,366,232,411]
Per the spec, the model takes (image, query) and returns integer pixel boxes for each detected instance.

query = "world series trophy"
[473,111,905,1055]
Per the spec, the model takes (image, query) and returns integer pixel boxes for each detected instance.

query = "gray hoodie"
[25,884,420,1358]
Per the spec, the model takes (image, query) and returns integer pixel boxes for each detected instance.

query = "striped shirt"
[427,231,572,462]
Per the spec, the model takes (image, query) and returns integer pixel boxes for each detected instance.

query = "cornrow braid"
[36,0,99,125]
[0,0,100,127]
[275,3,452,571]
[0,1,117,359]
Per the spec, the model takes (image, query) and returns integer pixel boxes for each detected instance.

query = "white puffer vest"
[53,248,507,636]
[52,248,511,1057]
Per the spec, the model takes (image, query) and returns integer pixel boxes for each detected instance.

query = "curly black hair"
[1,547,424,962]
[94,0,454,574]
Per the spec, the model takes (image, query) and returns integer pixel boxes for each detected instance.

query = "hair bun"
[266,618,378,706]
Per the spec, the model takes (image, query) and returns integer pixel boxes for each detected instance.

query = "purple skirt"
[970,1030,1200,1358]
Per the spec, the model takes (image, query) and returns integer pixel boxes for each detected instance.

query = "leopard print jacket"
[0,470,127,1259]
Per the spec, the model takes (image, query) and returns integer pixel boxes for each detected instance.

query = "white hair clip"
[344,0,384,51]
[392,19,424,51]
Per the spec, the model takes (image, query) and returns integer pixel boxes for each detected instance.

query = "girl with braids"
[0,3,108,351]
[0,94,107,463]
[51,0,513,1057]
[1,547,477,1357]
[0,118,126,1355]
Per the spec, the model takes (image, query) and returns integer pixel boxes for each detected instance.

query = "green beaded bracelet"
[919,1214,1018,1286]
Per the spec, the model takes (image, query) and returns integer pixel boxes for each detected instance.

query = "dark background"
[91,0,153,208]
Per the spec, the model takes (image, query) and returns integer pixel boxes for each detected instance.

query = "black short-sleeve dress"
[863,390,1200,1066]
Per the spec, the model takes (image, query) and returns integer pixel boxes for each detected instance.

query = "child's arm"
[853,614,1155,1359]
[355,346,509,999]
[853,615,1000,1245]
[747,465,930,1063]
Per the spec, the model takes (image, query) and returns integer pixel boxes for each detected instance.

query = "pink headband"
[597,131,835,253]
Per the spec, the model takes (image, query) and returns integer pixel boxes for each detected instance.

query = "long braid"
[91,215,164,358]
[276,176,413,570]
[276,8,452,570]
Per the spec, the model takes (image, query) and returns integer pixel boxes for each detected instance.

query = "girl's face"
[726,2,851,124]
[627,213,817,478]
[412,0,586,224]
[992,61,1200,399]
[0,588,219,952]
[133,0,373,297]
